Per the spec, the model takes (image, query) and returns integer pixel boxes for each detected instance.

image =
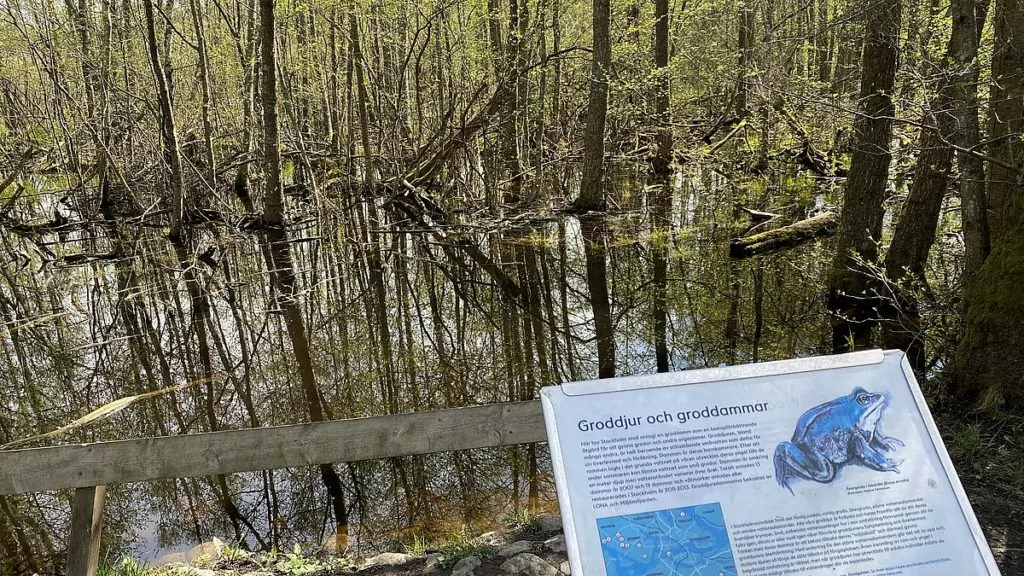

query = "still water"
[0,170,834,572]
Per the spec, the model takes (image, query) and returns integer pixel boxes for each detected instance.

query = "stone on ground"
[422,552,444,573]
[451,555,481,576]
[497,540,533,557]
[534,514,563,533]
[543,535,565,553]
[477,531,510,546]
[364,552,416,568]
[499,553,559,576]
[559,560,570,574]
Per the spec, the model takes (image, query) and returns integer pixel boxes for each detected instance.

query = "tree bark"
[955,0,1024,411]
[986,0,1024,245]
[827,0,901,353]
[883,0,987,373]
[956,0,993,280]
[259,0,349,547]
[736,0,754,116]
[142,0,185,241]
[954,198,1024,410]
[651,0,672,373]
[572,0,610,211]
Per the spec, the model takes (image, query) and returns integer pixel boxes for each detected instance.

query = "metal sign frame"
[541,350,1001,576]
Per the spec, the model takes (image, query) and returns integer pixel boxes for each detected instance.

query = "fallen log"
[729,211,839,259]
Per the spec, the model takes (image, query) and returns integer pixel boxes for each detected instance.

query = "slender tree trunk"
[349,7,375,190]
[142,0,185,239]
[187,0,216,191]
[883,0,989,375]
[816,0,830,83]
[259,0,349,547]
[573,0,610,210]
[956,0,992,281]
[736,0,754,116]
[827,0,901,352]
[651,0,672,372]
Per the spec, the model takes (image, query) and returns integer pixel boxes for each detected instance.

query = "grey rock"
[543,535,566,553]
[497,540,533,557]
[422,553,444,573]
[451,555,482,576]
[477,531,509,546]
[364,552,416,568]
[560,560,571,574]
[534,514,563,533]
[499,553,559,576]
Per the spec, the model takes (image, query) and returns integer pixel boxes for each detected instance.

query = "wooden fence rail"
[0,400,547,576]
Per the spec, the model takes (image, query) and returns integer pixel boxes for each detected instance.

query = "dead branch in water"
[729,211,839,259]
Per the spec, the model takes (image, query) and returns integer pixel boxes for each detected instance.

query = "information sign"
[541,350,1001,576]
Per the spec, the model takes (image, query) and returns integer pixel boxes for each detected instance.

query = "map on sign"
[597,503,737,576]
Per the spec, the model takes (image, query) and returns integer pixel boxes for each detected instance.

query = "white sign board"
[541,350,1000,576]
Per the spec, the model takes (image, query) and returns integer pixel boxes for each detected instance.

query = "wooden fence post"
[67,485,106,576]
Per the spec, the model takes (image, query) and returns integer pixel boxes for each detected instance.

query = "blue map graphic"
[597,503,737,576]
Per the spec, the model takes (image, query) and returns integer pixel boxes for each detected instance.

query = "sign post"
[541,350,1001,576]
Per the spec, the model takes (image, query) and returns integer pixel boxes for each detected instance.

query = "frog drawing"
[774,386,904,493]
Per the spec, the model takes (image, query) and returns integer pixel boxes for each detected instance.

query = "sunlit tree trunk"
[827,0,901,353]
[573,0,610,210]
[883,0,990,375]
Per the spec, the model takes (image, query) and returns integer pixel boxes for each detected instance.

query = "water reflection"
[0,170,832,573]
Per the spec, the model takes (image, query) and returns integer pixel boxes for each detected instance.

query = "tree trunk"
[956,0,993,281]
[259,0,349,547]
[187,0,216,191]
[827,0,901,353]
[955,0,1024,411]
[572,0,610,211]
[651,0,672,373]
[142,0,185,240]
[736,0,754,116]
[883,0,990,375]
[954,199,1024,410]
[986,0,1024,245]
[730,212,839,258]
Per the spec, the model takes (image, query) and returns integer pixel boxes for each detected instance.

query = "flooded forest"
[0,0,1022,568]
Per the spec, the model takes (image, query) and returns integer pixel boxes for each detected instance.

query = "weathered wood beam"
[0,401,545,495]
[66,485,105,576]
[729,211,839,259]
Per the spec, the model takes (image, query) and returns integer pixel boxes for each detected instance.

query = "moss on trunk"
[955,210,1024,410]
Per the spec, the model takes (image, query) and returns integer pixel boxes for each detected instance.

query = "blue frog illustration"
[774,386,903,493]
